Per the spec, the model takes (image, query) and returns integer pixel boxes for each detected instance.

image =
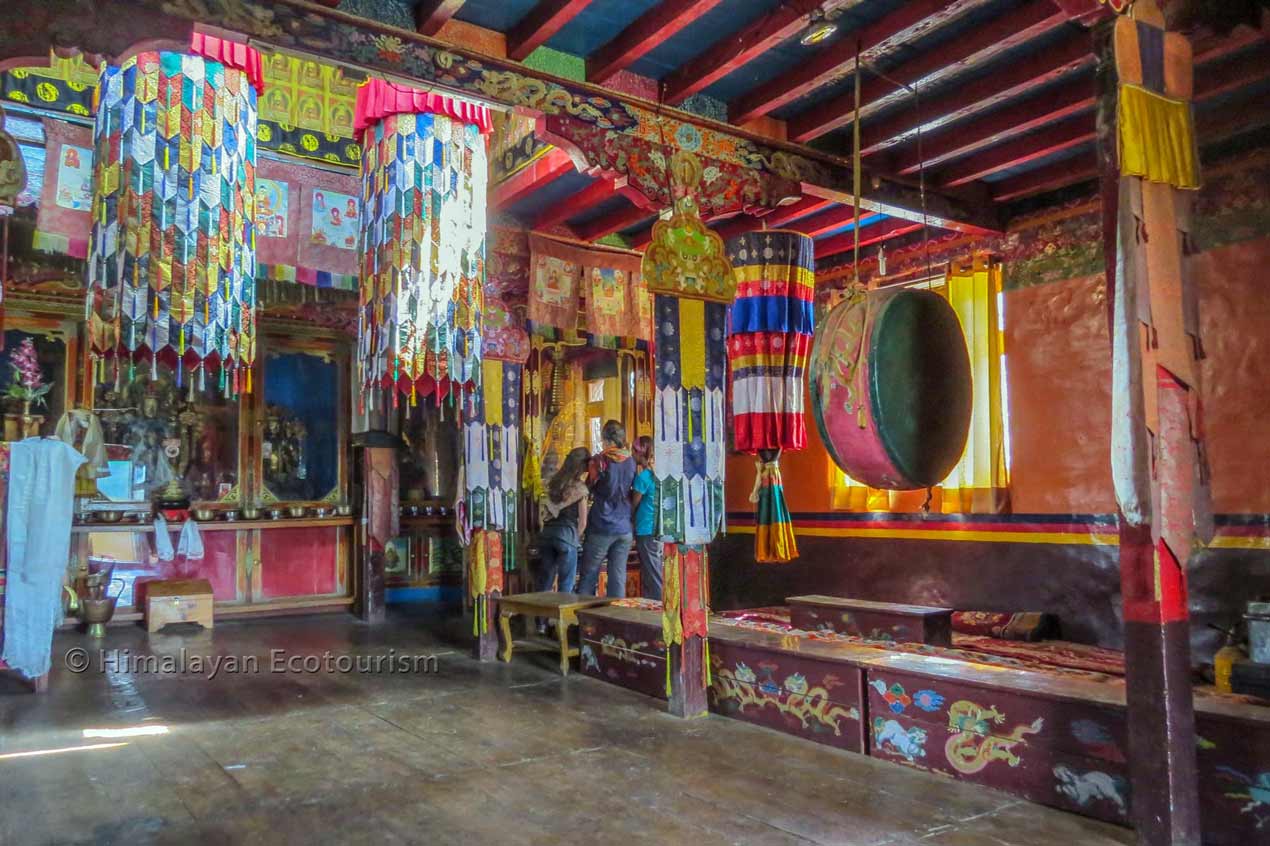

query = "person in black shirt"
[537,447,590,596]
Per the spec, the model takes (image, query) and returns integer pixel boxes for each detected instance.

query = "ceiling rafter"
[787,0,1070,143]
[786,205,863,238]
[507,0,593,62]
[493,147,577,210]
[856,30,1093,158]
[731,0,986,127]
[587,0,729,85]
[814,218,924,259]
[990,152,1096,202]
[415,0,468,37]
[661,0,826,105]
[532,175,625,229]
[575,203,656,241]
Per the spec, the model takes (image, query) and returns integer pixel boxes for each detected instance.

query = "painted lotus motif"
[912,689,945,713]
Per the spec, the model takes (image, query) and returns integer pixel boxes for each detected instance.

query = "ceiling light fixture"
[799,8,839,46]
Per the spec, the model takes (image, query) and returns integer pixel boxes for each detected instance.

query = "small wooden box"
[787,595,953,645]
[146,579,215,633]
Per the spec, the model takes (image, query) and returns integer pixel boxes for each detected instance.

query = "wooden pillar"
[668,635,708,718]
[357,446,398,624]
[472,592,500,662]
[1095,5,1204,842]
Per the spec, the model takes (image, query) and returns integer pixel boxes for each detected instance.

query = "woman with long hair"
[630,435,663,600]
[537,446,590,602]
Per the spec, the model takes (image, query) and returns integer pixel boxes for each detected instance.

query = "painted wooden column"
[1095,3,1209,842]
[357,446,398,624]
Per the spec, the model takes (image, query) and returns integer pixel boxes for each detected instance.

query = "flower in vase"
[6,338,53,408]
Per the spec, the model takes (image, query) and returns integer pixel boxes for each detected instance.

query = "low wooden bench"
[496,592,614,675]
[787,595,953,646]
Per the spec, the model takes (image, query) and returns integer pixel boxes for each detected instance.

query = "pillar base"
[668,635,709,718]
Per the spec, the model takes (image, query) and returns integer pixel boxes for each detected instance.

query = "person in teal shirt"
[630,436,662,600]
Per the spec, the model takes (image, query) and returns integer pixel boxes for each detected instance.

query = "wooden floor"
[0,610,1134,846]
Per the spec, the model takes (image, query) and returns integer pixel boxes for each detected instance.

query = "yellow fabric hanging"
[1118,84,1200,190]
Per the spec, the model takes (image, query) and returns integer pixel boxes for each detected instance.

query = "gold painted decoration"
[641,151,736,303]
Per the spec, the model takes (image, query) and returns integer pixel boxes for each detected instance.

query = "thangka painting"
[528,234,582,331]
[311,189,359,250]
[256,179,290,239]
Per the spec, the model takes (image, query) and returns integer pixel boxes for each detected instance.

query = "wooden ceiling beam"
[731,0,984,126]
[661,0,825,104]
[786,205,863,238]
[533,175,625,229]
[507,0,593,62]
[892,77,1094,175]
[762,196,836,227]
[935,117,1093,187]
[814,218,925,259]
[587,0,729,85]
[990,152,1096,203]
[856,30,1093,158]
[574,203,655,241]
[415,0,468,37]
[788,0,1069,143]
[492,147,576,210]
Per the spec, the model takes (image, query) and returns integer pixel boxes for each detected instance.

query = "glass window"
[94,364,239,505]
[262,351,340,502]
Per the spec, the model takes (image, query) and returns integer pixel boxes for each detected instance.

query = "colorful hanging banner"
[86,50,260,392]
[725,229,815,453]
[482,294,530,364]
[255,156,359,289]
[33,119,93,257]
[357,92,489,402]
[259,48,360,138]
[527,234,582,332]
[461,359,521,537]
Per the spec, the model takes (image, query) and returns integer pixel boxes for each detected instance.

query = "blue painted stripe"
[730,297,815,335]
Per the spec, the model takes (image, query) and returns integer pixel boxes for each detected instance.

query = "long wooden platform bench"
[578,599,1270,845]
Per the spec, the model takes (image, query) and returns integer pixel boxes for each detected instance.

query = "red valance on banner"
[189,32,264,93]
[354,77,492,134]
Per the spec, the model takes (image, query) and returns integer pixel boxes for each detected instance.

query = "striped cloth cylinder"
[357,109,488,406]
[87,51,259,394]
[725,230,814,562]
[726,230,815,452]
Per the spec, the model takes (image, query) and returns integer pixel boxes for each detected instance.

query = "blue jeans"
[635,536,663,600]
[536,530,579,594]
[578,532,633,597]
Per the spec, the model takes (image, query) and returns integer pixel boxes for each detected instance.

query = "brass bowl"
[312,506,332,518]
[192,507,216,521]
[287,505,307,518]
[334,504,353,517]
[241,507,261,520]
[95,511,123,524]
[221,510,238,522]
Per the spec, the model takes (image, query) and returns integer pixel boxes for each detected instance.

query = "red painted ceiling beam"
[415,0,468,37]
[892,77,1094,175]
[990,152,1096,202]
[710,215,764,242]
[661,0,825,105]
[815,218,925,259]
[575,203,655,242]
[856,30,1093,158]
[588,0,729,85]
[507,0,593,62]
[936,116,1093,187]
[788,0,1069,143]
[787,205,862,238]
[492,147,575,210]
[533,175,624,229]
[891,38,1269,178]
[731,0,983,126]
[762,196,836,227]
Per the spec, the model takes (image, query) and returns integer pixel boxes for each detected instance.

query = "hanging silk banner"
[357,80,491,405]
[86,49,260,394]
[460,359,521,537]
[527,234,582,332]
[724,229,813,563]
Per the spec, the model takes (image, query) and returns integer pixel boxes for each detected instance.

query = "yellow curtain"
[829,254,1009,513]
[1118,84,1200,190]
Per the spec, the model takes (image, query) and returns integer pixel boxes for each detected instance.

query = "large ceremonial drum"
[810,286,972,490]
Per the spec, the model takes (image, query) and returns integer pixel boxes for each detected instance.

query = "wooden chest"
[788,595,953,646]
[146,579,215,633]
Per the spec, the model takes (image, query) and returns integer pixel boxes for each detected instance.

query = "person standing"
[536,446,590,597]
[577,420,635,597]
[631,435,663,600]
